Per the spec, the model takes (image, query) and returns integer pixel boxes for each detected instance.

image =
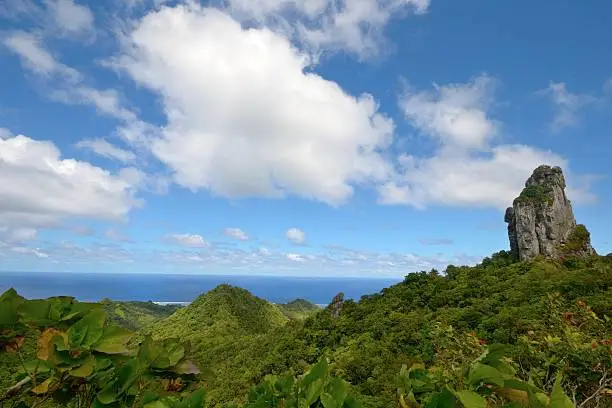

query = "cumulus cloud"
[0,227,38,243]
[164,233,209,248]
[285,228,306,244]
[0,133,142,230]
[76,138,137,163]
[225,0,430,58]
[537,82,597,133]
[381,76,591,209]
[400,75,499,149]
[115,5,393,205]
[224,228,250,241]
[45,0,94,37]
[1,0,94,39]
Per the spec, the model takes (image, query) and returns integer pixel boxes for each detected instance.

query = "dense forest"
[1,251,611,407]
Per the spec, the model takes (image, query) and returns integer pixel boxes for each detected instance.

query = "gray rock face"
[329,292,344,320]
[505,165,595,261]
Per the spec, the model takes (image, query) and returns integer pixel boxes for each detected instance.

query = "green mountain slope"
[260,253,612,407]
[140,284,290,406]
[276,299,321,320]
[101,299,183,330]
[135,254,611,407]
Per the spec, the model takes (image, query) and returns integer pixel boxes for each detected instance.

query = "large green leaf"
[342,395,360,408]
[67,309,106,348]
[424,389,455,408]
[19,299,52,325]
[526,387,548,408]
[468,363,505,387]
[327,377,348,405]
[144,402,170,408]
[454,390,487,408]
[138,336,160,365]
[550,374,573,408]
[93,326,134,354]
[321,392,338,408]
[304,378,325,405]
[116,358,139,394]
[19,359,54,374]
[173,359,201,375]
[303,358,329,388]
[69,354,96,378]
[180,389,207,408]
[166,342,185,367]
[97,382,118,405]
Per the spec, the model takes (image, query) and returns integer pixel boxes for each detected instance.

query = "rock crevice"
[505,165,595,261]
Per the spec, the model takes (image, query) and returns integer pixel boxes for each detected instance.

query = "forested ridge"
[1,252,611,407]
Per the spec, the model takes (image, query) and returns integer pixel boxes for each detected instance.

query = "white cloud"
[380,144,569,209]
[53,87,137,121]
[3,31,141,124]
[76,138,137,163]
[0,227,38,242]
[285,228,306,244]
[286,253,305,262]
[225,0,430,58]
[3,31,81,80]
[45,0,94,37]
[115,5,393,205]
[1,0,94,39]
[224,228,249,241]
[382,76,591,209]
[0,133,142,230]
[164,233,209,248]
[538,82,597,133]
[10,246,49,258]
[400,75,498,150]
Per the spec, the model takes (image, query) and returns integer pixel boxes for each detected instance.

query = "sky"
[0,0,611,278]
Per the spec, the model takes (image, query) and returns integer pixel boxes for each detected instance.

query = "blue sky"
[0,0,610,277]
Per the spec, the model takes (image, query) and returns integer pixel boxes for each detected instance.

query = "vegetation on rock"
[514,184,554,206]
[561,224,593,255]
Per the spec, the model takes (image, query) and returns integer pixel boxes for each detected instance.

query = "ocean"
[0,272,401,305]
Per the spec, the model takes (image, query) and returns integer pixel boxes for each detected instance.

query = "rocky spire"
[505,165,595,261]
[328,292,344,320]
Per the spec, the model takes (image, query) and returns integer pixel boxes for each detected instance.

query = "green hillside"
[276,299,321,320]
[140,284,290,405]
[101,299,183,331]
[258,252,612,407]
[1,254,610,407]
[134,253,611,407]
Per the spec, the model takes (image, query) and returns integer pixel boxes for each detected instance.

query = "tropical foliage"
[1,253,611,407]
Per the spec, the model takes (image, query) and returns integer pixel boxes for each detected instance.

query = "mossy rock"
[514,184,554,206]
